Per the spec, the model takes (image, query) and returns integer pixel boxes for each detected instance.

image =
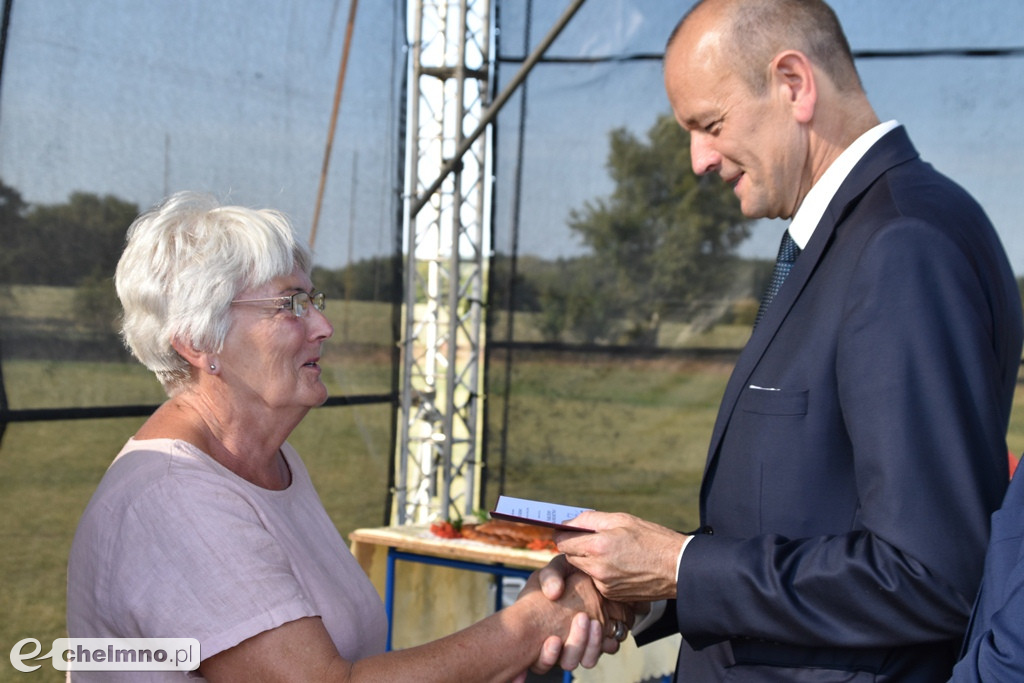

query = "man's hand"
[554,511,687,603]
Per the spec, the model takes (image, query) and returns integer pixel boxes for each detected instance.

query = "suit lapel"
[699,127,921,513]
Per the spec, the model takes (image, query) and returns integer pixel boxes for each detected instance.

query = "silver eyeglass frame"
[230,290,326,317]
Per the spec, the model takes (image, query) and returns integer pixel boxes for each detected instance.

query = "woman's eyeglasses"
[230,291,326,318]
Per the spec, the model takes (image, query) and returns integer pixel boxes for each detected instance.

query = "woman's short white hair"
[115,191,313,395]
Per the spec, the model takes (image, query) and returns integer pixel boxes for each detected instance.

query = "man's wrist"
[634,533,692,635]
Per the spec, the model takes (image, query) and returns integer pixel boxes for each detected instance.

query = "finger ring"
[613,620,627,642]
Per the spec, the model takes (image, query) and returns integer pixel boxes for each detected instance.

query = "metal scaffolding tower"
[396,0,493,525]
[396,0,586,525]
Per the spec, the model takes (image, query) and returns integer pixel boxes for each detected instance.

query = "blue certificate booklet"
[490,495,595,532]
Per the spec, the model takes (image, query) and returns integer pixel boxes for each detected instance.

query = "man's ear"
[771,50,817,124]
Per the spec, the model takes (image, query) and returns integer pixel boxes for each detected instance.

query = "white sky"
[1,0,1022,271]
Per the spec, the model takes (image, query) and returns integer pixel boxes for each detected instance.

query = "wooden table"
[350,524,556,573]
[349,526,677,683]
[349,526,558,650]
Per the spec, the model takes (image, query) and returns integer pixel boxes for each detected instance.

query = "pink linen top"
[66,438,387,681]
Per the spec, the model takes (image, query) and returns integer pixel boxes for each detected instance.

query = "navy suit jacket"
[950,467,1024,680]
[639,127,1023,681]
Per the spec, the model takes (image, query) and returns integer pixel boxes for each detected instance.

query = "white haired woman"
[67,192,629,682]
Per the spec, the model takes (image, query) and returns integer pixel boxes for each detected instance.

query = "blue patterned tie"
[754,230,801,327]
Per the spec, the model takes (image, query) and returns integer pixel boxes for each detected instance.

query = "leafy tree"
[561,256,623,343]
[511,255,623,344]
[313,256,399,304]
[489,253,543,314]
[10,192,139,286]
[567,113,751,345]
[0,180,30,283]
[37,192,138,286]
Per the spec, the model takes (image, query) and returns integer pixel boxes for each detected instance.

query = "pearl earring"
[209,364,216,371]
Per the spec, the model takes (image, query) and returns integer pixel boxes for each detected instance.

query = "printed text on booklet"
[490,496,595,532]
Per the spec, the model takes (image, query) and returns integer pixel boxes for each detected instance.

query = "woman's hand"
[511,612,603,683]
[512,554,637,680]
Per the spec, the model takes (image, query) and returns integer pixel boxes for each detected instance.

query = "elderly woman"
[66,192,628,682]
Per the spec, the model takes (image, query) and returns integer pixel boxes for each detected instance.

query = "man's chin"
[738,200,766,220]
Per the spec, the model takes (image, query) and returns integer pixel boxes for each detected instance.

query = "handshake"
[512,509,688,680]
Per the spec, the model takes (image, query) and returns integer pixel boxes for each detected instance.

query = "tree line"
[0,183,137,287]
[317,114,768,345]
[1,114,760,347]
[7,113,1016,347]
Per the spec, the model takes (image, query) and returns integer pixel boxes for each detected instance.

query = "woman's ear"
[171,338,217,374]
[771,50,817,124]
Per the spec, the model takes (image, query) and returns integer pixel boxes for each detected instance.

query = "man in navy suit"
[543,0,1023,680]
[950,464,1024,680]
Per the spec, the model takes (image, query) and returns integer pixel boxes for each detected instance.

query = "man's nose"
[690,133,721,176]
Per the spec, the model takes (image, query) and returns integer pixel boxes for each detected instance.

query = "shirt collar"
[787,120,901,249]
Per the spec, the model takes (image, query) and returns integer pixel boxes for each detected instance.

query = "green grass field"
[484,354,734,532]
[3,294,1024,682]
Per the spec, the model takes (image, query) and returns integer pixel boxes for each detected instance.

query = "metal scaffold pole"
[397,0,491,525]
[396,0,586,525]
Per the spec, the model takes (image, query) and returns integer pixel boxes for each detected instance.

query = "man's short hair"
[667,0,863,95]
